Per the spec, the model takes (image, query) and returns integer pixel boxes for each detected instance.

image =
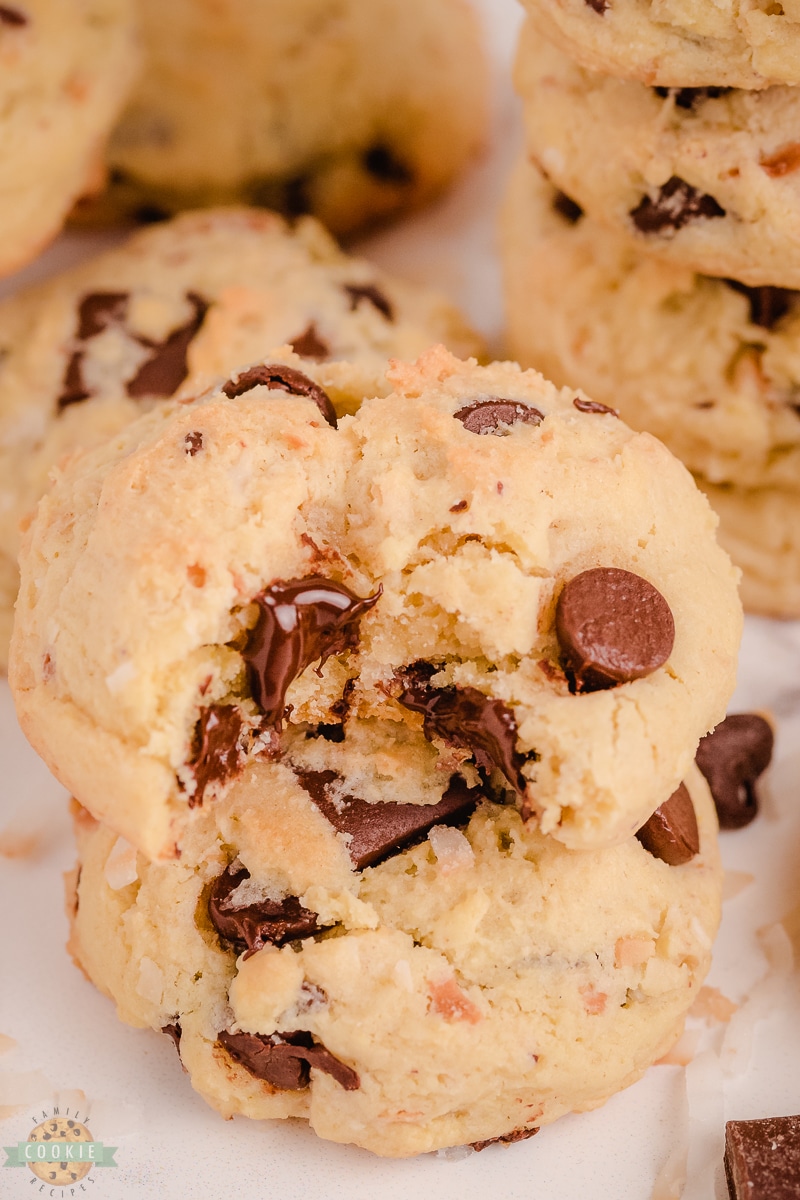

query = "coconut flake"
[428,825,474,872]
[393,959,414,993]
[689,986,738,1024]
[436,1144,476,1162]
[136,957,164,1005]
[104,837,138,890]
[105,660,136,694]
[722,871,755,901]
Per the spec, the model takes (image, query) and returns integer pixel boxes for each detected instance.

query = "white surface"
[2,3,800,1197]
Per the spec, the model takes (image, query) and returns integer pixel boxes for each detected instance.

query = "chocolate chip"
[133,204,171,225]
[242,576,381,728]
[218,1029,359,1091]
[162,1022,182,1053]
[454,399,544,436]
[126,292,208,398]
[471,1126,540,1151]
[695,713,774,830]
[283,175,311,219]
[297,770,482,870]
[363,144,414,186]
[630,177,725,234]
[654,86,732,110]
[57,292,131,410]
[723,280,796,329]
[57,351,91,411]
[552,191,585,224]
[450,500,469,512]
[556,567,675,692]
[208,862,321,955]
[398,667,526,798]
[183,431,203,456]
[187,704,245,807]
[221,363,337,428]
[343,283,394,322]
[725,1115,800,1199]
[289,323,330,361]
[0,5,27,25]
[573,396,618,416]
[635,783,699,865]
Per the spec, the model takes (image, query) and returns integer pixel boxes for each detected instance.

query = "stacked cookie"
[9,342,743,1154]
[504,5,800,616]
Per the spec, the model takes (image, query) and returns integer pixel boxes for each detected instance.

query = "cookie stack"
[503,3,800,617]
[9,342,743,1154]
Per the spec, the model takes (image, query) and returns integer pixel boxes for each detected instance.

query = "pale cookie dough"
[501,159,800,498]
[66,764,723,1157]
[10,348,741,858]
[516,27,800,288]
[519,0,800,88]
[0,0,138,279]
[71,0,488,237]
[698,479,800,618]
[0,207,482,668]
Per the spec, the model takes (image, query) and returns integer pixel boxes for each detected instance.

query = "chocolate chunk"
[162,1022,182,1051]
[695,713,774,830]
[187,704,245,807]
[573,396,618,416]
[471,1126,540,1151]
[552,190,584,224]
[289,323,330,361]
[635,783,699,865]
[208,862,321,955]
[184,430,204,456]
[218,1029,359,1091]
[724,280,796,330]
[343,283,394,322]
[630,177,725,234]
[126,292,208,398]
[57,351,90,410]
[725,1115,800,1199]
[297,770,481,870]
[398,667,526,797]
[654,86,732,110]
[363,144,414,186]
[556,567,675,692]
[0,6,28,25]
[454,399,544,435]
[57,292,130,410]
[242,576,381,728]
[221,362,337,428]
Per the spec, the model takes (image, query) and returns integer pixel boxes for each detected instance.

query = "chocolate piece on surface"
[398,671,526,797]
[723,281,795,330]
[630,177,725,234]
[242,576,380,728]
[556,567,675,692]
[0,6,28,24]
[208,862,321,954]
[636,783,699,865]
[297,770,481,870]
[454,398,544,436]
[695,713,774,830]
[552,190,584,224]
[725,1115,800,1199]
[288,323,330,361]
[343,283,394,322]
[363,144,414,186]
[654,86,732,109]
[573,396,618,416]
[471,1126,540,1151]
[126,292,208,398]
[218,1029,359,1091]
[221,362,337,427]
[187,704,244,807]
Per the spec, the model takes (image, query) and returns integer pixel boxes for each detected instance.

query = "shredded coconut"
[428,825,474,872]
[104,660,136,694]
[104,837,138,890]
[136,957,165,1005]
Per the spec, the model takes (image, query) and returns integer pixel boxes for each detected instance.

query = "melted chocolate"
[187,704,245,807]
[0,5,27,24]
[555,567,675,692]
[725,1115,800,1199]
[552,190,585,224]
[218,1029,359,1091]
[162,1022,182,1052]
[126,292,208,398]
[635,783,699,865]
[471,1126,540,1151]
[289,323,331,361]
[57,351,90,410]
[573,397,618,416]
[343,283,394,322]
[454,399,544,435]
[208,862,321,954]
[654,86,732,110]
[242,576,381,728]
[363,144,414,185]
[398,665,526,797]
[297,770,481,870]
[221,362,337,428]
[630,177,725,234]
[57,292,130,410]
[723,280,796,330]
[695,713,774,830]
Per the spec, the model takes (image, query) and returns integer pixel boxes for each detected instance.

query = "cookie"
[70,0,488,237]
[66,763,722,1156]
[518,0,800,88]
[697,480,800,618]
[0,207,482,669]
[9,347,741,858]
[0,0,138,279]
[516,27,800,287]
[501,158,800,498]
